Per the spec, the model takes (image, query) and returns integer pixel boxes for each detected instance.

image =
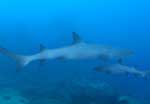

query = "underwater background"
[0,0,150,104]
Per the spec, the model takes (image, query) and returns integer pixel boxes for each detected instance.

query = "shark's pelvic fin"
[72,32,82,44]
[0,47,32,69]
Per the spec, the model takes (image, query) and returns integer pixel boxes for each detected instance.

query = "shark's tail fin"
[0,47,32,69]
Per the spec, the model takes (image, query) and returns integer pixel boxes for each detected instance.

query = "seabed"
[0,80,149,104]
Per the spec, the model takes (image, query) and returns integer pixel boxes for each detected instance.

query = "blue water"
[0,0,150,104]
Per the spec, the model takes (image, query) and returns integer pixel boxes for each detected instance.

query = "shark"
[0,32,133,69]
[94,63,150,78]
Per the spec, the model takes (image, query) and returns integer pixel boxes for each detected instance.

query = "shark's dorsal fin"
[72,32,82,44]
[40,44,48,52]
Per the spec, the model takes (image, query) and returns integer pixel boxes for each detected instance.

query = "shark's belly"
[108,68,126,75]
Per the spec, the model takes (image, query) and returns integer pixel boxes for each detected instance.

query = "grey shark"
[0,32,133,69]
[94,63,150,78]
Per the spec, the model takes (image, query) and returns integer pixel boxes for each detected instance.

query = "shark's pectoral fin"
[144,76,148,80]
[39,59,46,66]
[72,32,83,44]
[133,73,140,78]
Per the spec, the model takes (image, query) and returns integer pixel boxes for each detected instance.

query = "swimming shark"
[0,32,133,69]
[94,63,150,78]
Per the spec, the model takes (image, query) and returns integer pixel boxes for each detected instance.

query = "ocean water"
[0,0,150,104]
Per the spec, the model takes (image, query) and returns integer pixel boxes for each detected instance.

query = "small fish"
[0,32,133,70]
[94,63,150,79]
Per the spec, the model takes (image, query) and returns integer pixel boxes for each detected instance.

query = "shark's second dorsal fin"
[72,32,82,44]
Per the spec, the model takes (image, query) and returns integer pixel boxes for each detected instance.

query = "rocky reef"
[0,80,148,104]
[0,88,29,104]
[68,80,119,104]
[118,96,150,104]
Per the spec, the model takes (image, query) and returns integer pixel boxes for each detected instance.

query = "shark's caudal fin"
[0,47,32,69]
[72,32,83,44]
